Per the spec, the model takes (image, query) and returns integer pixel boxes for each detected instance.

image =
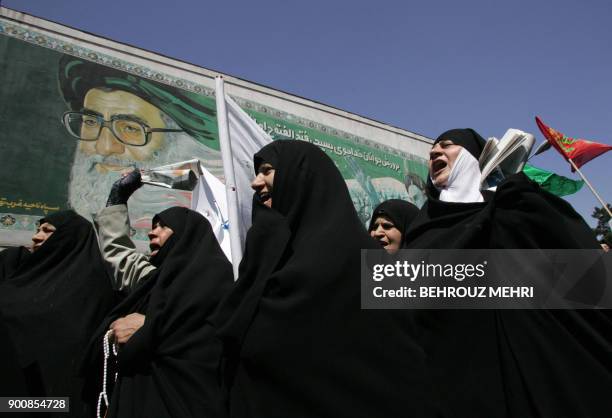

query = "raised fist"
[106,169,143,207]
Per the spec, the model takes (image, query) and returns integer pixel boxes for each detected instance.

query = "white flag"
[216,77,273,276]
[225,95,273,243]
[191,162,231,260]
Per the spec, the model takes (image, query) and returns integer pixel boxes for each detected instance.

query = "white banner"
[225,93,273,243]
[216,77,273,276]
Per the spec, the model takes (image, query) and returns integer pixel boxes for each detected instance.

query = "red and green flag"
[535,116,612,171]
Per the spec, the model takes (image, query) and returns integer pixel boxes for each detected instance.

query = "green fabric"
[522,164,584,196]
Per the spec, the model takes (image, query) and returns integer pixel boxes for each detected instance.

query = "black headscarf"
[368,199,420,247]
[83,207,233,418]
[433,128,486,161]
[404,173,612,417]
[427,128,486,199]
[0,211,117,417]
[213,140,441,418]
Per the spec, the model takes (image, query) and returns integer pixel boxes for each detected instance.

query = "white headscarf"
[435,148,484,203]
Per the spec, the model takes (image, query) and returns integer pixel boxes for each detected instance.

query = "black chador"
[0,211,117,417]
[213,141,442,418]
[83,207,233,418]
[405,128,612,418]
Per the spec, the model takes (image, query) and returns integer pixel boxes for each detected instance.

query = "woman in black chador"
[0,211,117,417]
[368,199,420,253]
[213,140,442,418]
[404,128,612,418]
[83,204,234,418]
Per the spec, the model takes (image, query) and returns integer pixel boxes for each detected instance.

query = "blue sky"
[3,0,610,227]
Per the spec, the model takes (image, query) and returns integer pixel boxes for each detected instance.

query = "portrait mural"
[0,10,429,249]
[58,55,222,234]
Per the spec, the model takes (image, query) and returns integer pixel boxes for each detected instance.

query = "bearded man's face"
[67,88,220,230]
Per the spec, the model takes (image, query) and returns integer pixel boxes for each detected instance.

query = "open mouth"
[149,243,160,256]
[377,240,389,248]
[431,159,447,177]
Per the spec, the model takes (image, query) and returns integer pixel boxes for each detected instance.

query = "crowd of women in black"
[1,128,610,418]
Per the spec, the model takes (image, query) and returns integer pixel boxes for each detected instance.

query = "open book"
[479,129,535,187]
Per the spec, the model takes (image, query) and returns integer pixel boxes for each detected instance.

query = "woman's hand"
[109,313,145,344]
[106,169,143,207]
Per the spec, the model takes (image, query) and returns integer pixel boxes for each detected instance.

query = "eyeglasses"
[61,111,183,147]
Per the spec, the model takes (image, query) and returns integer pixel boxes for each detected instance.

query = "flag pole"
[215,76,242,279]
[568,158,612,218]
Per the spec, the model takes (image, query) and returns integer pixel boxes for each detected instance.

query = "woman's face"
[148,221,174,257]
[370,216,402,254]
[31,222,56,252]
[251,163,275,208]
[429,139,463,187]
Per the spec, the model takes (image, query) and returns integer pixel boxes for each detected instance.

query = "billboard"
[0,7,432,250]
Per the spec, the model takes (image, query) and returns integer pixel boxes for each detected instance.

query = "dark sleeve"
[0,313,29,395]
[0,246,28,282]
[117,318,155,373]
[491,173,600,249]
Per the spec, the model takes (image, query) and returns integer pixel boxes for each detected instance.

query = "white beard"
[68,132,223,231]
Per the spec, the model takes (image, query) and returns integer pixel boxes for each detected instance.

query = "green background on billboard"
[0,35,74,213]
